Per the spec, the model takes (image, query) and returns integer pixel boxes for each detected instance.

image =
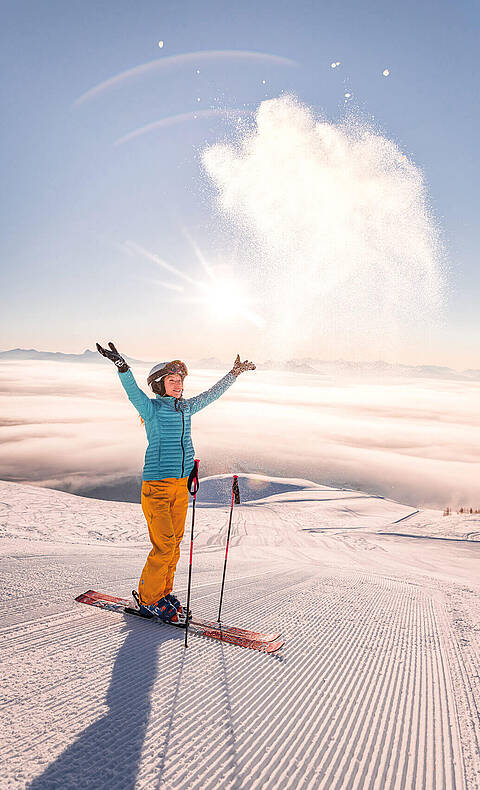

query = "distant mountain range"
[0,348,478,380]
[0,348,144,364]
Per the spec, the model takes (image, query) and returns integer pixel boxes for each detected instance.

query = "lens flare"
[196,276,264,327]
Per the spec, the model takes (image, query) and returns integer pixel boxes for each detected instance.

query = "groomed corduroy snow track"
[1,476,479,789]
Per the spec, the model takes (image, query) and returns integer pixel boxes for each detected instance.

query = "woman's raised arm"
[96,341,154,421]
[185,355,255,415]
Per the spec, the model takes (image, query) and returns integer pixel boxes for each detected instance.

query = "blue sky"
[1,0,479,366]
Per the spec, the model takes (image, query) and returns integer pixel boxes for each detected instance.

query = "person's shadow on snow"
[28,616,174,790]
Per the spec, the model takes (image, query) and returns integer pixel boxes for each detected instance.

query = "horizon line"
[0,347,477,375]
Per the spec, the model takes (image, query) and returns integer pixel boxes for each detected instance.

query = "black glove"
[230,354,256,378]
[96,342,129,373]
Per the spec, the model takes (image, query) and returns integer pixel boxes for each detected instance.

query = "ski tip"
[75,591,93,603]
[264,639,284,653]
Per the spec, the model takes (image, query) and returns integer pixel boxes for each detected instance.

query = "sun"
[198,276,261,324]
[124,239,265,328]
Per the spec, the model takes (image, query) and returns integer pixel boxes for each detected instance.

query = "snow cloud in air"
[202,96,446,361]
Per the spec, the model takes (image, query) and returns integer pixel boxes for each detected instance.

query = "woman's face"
[163,373,183,398]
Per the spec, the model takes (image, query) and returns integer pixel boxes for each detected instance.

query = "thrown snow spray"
[202,95,445,360]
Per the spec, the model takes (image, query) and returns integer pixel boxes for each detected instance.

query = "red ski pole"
[217,475,240,623]
[184,459,200,648]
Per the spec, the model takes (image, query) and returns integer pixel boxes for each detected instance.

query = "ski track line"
[188,576,450,790]
[2,568,470,789]
[166,578,386,787]
[113,576,315,788]
[363,589,423,790]
[308,583,414,790]
[273,576,461,790]
[0,566,299,651]
[335,583,412,787]
[135,579,329,789]
[436,589,480,789]
[0,562,294,632]
[261,576,453,790]
[430,597,464,789]
[240,577,406,789]
[136,572,466,790]
[0,570,311,715]
[2,572,313,788]
[235,580,382,778]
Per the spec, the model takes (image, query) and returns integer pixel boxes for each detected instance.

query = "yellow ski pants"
[138,478,189,605]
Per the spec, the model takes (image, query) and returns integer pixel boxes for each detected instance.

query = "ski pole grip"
[232,474,240,505]
[188,459,200,495]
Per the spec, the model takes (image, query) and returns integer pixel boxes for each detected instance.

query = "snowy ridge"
[1,476,479,788]
[1,475,477,546]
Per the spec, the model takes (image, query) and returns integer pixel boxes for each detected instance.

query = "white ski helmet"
[147,360,188,389]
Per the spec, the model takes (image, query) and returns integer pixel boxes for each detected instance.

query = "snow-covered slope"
[1,474,477,545]
[1,476,479,789]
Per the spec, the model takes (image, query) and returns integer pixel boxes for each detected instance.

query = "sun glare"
[125,239,265,328]
[198,276,264,326]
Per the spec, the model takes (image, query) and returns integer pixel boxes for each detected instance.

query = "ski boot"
[166,592,191,620]
[132,591,179,623]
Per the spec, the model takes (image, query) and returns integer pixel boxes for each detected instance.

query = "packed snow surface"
[1,474,479,789]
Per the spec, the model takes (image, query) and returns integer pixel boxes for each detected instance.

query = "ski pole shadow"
[153,633,242,790]
[215,639,242,790]
[27,616,173,790]
[154,639,188,786]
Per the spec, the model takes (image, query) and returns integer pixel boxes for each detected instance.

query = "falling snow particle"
[383,69,390,76]
[331,63,337,68]
[158,40,164,48]
[196,69,200,74]
[262,79,266,84]
[197,97,201,102]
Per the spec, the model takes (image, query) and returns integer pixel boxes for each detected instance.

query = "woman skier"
[96,341,255,623]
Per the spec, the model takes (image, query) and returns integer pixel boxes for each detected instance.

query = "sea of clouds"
[1,359,479,509]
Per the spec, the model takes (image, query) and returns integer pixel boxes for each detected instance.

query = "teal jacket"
[118,369,236,480]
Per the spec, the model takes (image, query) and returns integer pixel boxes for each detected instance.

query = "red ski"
[75,590,283,653]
